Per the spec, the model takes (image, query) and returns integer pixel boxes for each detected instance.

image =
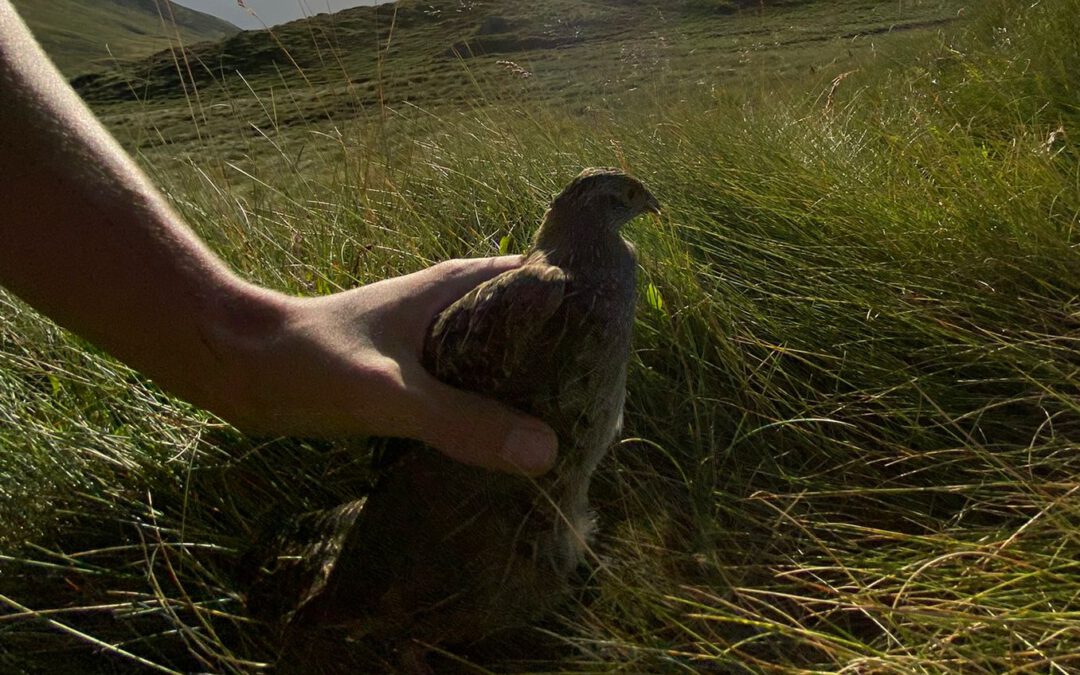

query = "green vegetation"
[2,0,1078,671]
[73,0,960,154]
[12,0,237,76]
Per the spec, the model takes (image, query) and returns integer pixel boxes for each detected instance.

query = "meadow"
[1,0,1078,671]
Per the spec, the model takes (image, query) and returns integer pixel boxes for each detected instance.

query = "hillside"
[172,0,387,30]
[74,0,951,105]
[12,0,239,76]
[72,0,961,152]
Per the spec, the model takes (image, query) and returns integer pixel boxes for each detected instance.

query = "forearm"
[0,3,557,472]
[0,3,277,419]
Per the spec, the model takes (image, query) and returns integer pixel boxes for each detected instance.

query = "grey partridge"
[248,167,659,654]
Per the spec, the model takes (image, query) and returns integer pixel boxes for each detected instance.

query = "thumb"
[415,376,558,476]
[414,256,524,317]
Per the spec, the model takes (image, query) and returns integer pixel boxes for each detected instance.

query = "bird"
[245,168,659,660]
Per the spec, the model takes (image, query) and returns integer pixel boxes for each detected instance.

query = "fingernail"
[503,424,557,474]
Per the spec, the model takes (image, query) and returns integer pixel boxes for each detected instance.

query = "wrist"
[199,277,293,432]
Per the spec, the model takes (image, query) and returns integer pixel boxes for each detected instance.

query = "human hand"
[215,256,558,476]
[0,9,554,475]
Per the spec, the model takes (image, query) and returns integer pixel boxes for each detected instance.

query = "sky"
[171,0,388,30]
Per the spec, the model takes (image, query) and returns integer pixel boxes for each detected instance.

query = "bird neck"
[531,206,623,272]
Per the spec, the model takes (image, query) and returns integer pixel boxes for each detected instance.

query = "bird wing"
[242,498,367,624]
[423,260,569,406]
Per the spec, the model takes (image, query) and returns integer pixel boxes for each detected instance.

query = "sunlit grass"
[2,0,1078,671]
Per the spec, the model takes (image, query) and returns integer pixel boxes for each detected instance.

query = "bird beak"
[644,194,661,216]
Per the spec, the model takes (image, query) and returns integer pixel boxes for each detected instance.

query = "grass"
[2,0,1079,671]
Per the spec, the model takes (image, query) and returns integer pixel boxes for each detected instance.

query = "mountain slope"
[73,0,959,110]
[67,0,963,154]
[171,0,386,30]
[12,0,239,77]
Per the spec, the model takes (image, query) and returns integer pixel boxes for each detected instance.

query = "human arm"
[0,2,556,475]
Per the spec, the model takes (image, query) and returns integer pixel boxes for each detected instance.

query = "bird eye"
[626,186,640,204]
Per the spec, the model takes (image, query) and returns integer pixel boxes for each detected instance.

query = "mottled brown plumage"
[247,168,659,655]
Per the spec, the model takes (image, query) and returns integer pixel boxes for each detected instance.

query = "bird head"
[552,166,660,226]
[543,168,660,236]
